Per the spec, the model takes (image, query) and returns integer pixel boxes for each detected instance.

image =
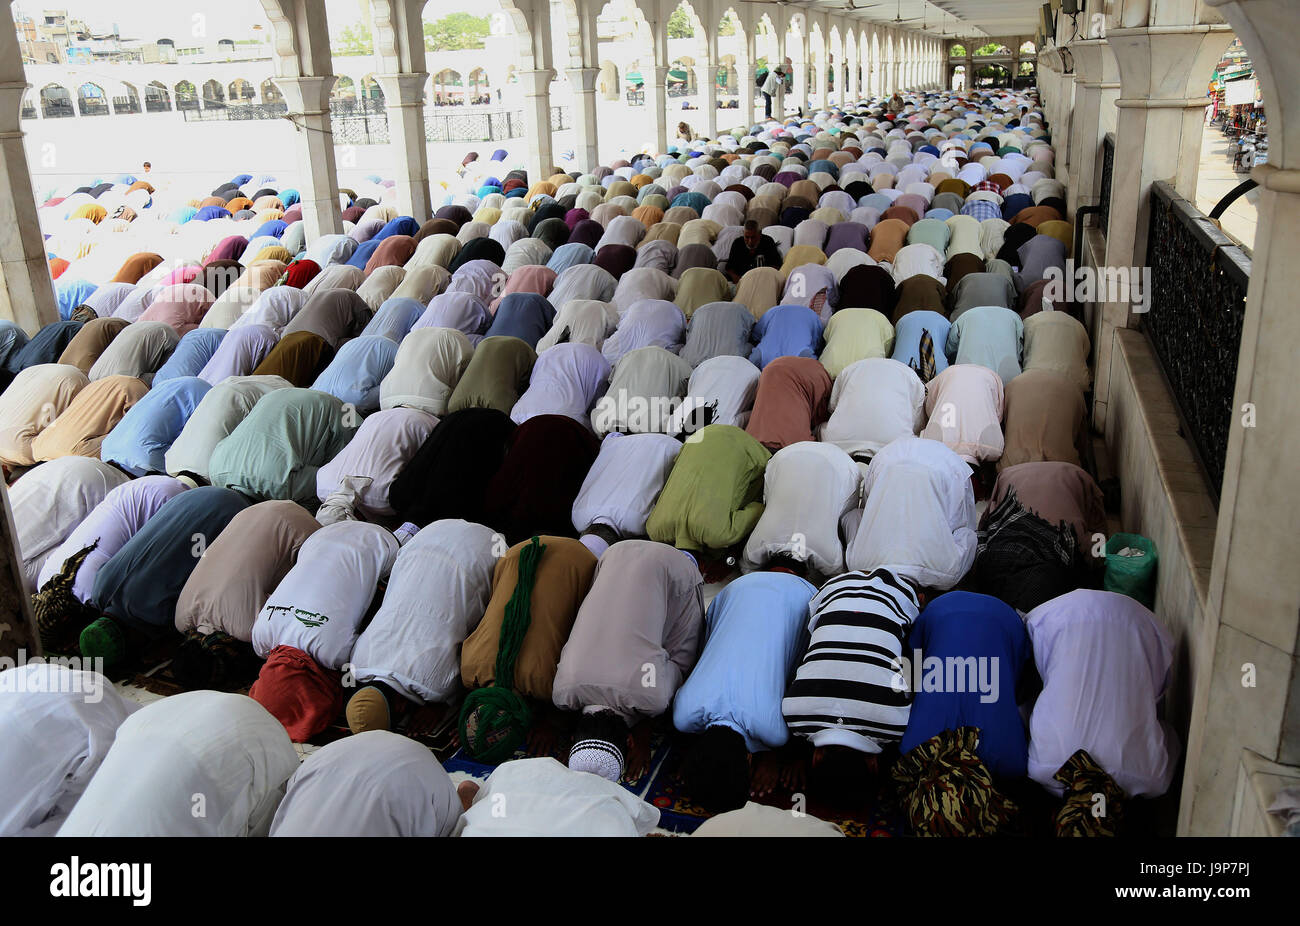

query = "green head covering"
[459,536,547,763]
[80,616,127,670]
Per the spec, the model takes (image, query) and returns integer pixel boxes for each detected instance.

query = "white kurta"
[315,407,438,518]
[11,456,130,594]
[252,521,399,670]
[270,731,461,837]
[57,691,298,837]
[349,520,498,703]
[571,432,682,538]
[742,441,861,576]
[668,354,760,432]
[845,436,977,590]
[0,665,138,836]
[820,357,926,459]
[455,757,660,837]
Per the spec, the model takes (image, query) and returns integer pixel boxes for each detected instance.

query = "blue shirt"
[748,304,823,370]
[311,335,398,414]
[154,329,227,383]
[101,376,212,476]
[672,571,815,752]
[900,591,1030,778]
[891,310,951,375]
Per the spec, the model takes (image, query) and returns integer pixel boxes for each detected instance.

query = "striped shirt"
[782,568,922,754]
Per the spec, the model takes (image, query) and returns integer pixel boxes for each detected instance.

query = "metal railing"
[1143,179,1251,499]
[1098,132,1115,235]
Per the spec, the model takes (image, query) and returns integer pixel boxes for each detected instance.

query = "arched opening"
[1019,40,1036,55]
[227,78,255,105]
[332,75,358,103]
[974,62,1010,89]
[144,81,171,113]
[77,82,108,116]
[670,57,693,97]
[431,69,464,106]
[260,79,284,107]
[360,75,385,103]
[201,79,226,109]
[467,67,490,104]
[112,82,141,115]
[40,84,72,118]
[949,43,966,58]
[951,63,966,92]
[174,80,199,111]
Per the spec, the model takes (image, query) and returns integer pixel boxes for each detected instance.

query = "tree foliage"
[668,7,694,38]
[424,13,491,51]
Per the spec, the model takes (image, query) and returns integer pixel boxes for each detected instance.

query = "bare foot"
[457,779,480,811]
[750,751,783,798]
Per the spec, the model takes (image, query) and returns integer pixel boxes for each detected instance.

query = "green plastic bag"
[1104,533,1158,609]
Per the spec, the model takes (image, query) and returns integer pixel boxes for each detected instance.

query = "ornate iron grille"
[1143,180,1251,499]
[1099,132,1115,235]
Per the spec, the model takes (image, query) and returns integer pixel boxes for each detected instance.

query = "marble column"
[374,72,430,223]
[694,61,717,140]
[273,76,342,243]
[567,66,600,172]
[1066,39,1120,215]
[648,65,670,154]
[518,68,556,181]
[736,59,755,129]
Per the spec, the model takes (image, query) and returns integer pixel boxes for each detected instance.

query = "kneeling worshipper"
[314,407,438,523]
[153,328,227,384]
[818,307,895,379]
[570,431,682,557]
[972,484,1088,614]
[482,414,601,545]
[819,357,925,461]
[282,288,371,349]
[592,346,693,436]
[748,304,824,369]
[679,301,755,368]
[552,540,705,781]
[56,691,298,837]
[12,456,130,594]
[455,757,659,837]
[1025,589,1178,825]
[29,374,148,462]
[535,298,620,352]
[98,376,212,476]
[600,298,686,364]
[55,317,129,375]
[346,519,498,733]
[647,423,770,561]
[673,570,818,813]
[208,387,355,505]
[844,436,978,591]
[86,320,179,386]
[985,461,1108,559]
[446,335,535,416]
[0,664,137,836]
[270,731,462,837]
[945,304,1024,386]
[250,521,399,742]
[163,375,291,484]
[459,536,598,762]
[81,486,250,670]
[741,440,861,580]
[312,336,400,415]
[172,501,322,691]
[782,569,923,794]
[0,363,89,468]
[692,802,844,837]
[1022,310,1091,391]
[388,407,516,527]
[919,363,1006,466]
[509,341,611,427]
[668,355,761,433]
[378,327,474,418]
[250,330,335,387]
[743,355,832,452]
[32,476,187,653]
[998,368,1089,471]
[891,309,950,382]
[891,591,1031,836]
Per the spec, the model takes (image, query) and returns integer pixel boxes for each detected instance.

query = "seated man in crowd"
[725,220,782,283]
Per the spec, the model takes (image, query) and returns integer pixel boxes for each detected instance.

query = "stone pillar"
[268,75,342,243]
[374,72,430,223]
[1092,22,1233,428]
[518,68,556,181]
[648,65,670,154]
[694,61,717,140]
[792,46,808,119]
[847,47,859,102]
[964,54,974,92]
[736,59,755,129]
[0,81,58,333]
[567,66,600,172]
[1066,39,1120,214]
